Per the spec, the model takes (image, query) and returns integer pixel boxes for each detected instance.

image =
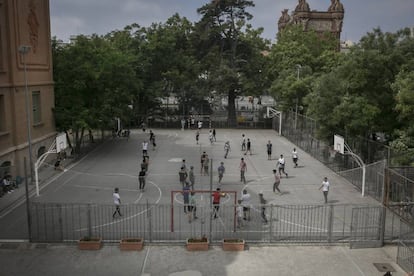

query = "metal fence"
[338,160,386,202]
[272,111,389,203]
[145,110,273,129]
[30,202,396,246]
[397,220,414,273]
[278,110,390,166]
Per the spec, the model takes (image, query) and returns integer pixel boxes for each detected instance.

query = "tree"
[139,15,200,120]
[268,25,338,114]
[306,28,414,143]
[195,0,259,126]
[52,35,137,152]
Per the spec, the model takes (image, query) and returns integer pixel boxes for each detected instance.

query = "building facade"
[278,0,345,49]
[0,0,55,179]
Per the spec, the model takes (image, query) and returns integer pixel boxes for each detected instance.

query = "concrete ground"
[0,128,407,275]
[0,243,406,276]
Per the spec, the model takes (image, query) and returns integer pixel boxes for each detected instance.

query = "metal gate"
[350,206,384,248]
[397,220,414,273]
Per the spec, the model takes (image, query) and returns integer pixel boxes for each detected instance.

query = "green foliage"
[306,28,412,138]
[52,34,138,152]
[51,6,414,165]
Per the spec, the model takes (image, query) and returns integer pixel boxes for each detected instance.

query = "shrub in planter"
[120,238,143,251]
[78,237,102,250]
[222,239,245,251]
[186,237,209,251]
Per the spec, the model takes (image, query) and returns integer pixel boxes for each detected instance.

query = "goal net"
[170,190,237,232]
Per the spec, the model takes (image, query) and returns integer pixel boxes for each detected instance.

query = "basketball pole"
[209,158,213,242]
[344,143,366,197]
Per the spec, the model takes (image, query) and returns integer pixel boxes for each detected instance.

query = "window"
[37,146,46,159]
[0,95,5,131]
[32,91,41,124]
[0,161,11,178]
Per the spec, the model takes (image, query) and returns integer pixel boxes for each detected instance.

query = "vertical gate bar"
[170,191,174,232]
[87,204,92,238]
[327,205,334,243]
[342,205,346,239]
[43,204,48,241]
[58,204,63,242]
[379,206,385,245]
[269,205,273,243]
[148,200,152,242]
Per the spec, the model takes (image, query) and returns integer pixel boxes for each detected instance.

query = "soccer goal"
[170,190,237,232]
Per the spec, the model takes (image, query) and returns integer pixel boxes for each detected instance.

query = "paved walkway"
[0,243,406,276]
[0,155,72,218]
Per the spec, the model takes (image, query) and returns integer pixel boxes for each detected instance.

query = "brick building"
[0,0,55,179]
[278,0,345,50]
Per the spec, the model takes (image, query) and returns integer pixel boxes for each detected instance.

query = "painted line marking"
[74,180,162,232]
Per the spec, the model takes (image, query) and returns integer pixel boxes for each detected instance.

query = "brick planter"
[120,238,143,251]
[222,239,245,251]
[186,238,209,251]
[78,237,102,250]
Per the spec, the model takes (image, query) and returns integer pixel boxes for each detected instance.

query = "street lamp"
[295,64,302,129]
[18,45,34,184]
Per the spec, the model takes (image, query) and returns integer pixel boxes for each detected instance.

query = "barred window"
[32,91,41,124]
[0,95,5,131]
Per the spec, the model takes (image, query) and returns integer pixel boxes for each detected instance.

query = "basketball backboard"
[334,134,344,154]
[56,133,68,153]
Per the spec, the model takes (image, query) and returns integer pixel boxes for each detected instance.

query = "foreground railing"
[29,202,402,246]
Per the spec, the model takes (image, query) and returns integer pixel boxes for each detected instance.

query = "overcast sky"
[50,0,414,43]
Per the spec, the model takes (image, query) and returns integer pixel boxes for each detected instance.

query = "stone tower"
[0,0,55,178]
[278,0,345,49]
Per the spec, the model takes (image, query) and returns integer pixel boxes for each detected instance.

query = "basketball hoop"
[329,148,337,158]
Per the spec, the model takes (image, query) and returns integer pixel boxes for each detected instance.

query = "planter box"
[186,238,209,251]
[120,238,143,251]
[78,237,102,250]
[222,239,245,251]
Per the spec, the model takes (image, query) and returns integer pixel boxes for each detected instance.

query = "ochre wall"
[0,0,55,178]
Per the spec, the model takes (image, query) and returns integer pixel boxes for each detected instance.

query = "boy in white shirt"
[319,177,330,204]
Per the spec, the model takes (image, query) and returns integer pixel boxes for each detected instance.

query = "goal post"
[170,190,237,232]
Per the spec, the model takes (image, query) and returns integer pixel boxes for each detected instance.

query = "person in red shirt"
[212,188,223,219]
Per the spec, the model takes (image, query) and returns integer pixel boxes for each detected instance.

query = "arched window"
[0,161,11,178]
[37,146,46,159]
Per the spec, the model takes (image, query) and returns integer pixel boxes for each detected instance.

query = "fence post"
[87,204,92,238]
[327,205,334,243]
[58,204,63,242]
[379,206,386,245]
[269,205,273,242]
[147,200,152,243]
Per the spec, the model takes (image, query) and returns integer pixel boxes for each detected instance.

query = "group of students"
[178,160,196,188]
[1,174,16,197]
[138,130,157,192]
[235,189,268,227]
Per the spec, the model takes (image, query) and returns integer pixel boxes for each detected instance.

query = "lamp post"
[295,64,302,129]
[18,45,34,185]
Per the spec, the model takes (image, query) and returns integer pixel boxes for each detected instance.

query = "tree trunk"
[75,128,85,154]
[88,129,94,143]
[227,90,237,127]
[64,130,73,149]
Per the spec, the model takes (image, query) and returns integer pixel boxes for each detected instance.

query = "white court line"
[75,180,162,232]
[52,173,85,193]
[250,206,327,232]
[134,192,143,204]
[339,246,366,276]
[173,192,231,205]
[141,247,151,275]
[72,184,139,193]
[0,146,100,219]
[278,219,327,232]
